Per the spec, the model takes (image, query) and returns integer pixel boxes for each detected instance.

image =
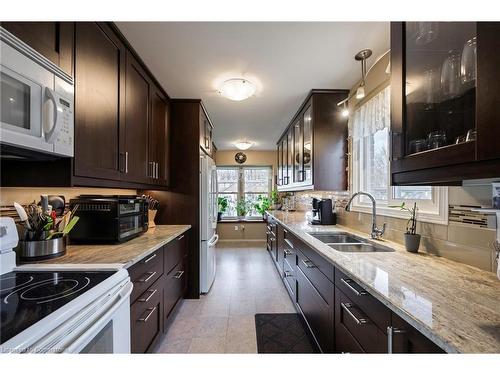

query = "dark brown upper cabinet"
[1,22,74,76]
[74,22,125,182]
[149,87,170,186]
[391,22,500,185]
[277,90,349,192]
[124,51,150,184]
[199,110,213,156]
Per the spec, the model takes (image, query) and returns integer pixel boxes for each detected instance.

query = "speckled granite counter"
[22,225,191,269]
[267,210,500,353]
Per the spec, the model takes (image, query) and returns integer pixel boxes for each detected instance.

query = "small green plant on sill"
[254,195,271,216]
[236,199,249,217]
[389,202,418,235]
[218,196,228,214]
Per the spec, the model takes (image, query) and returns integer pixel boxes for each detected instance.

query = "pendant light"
[354,49,372,100]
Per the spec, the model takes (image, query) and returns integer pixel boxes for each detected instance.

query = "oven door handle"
[55,281,133,353]
[43,87,62,144]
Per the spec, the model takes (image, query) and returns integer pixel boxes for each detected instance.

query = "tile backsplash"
[294,187,497,273]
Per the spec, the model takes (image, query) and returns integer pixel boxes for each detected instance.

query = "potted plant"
[236,199,249,220]
[254,195,271,220]
[391,202,421,253]
[217,196,228,222]
[270,189,281,210]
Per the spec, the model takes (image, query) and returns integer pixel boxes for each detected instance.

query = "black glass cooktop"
[0,271,113,345]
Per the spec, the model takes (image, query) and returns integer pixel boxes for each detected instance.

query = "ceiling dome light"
[234,141,253,150]
[219,78,256,101]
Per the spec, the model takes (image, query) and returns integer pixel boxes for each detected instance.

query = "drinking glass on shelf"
[461,36,477,86]
[415,22,439,45]
[423,68,440,108]
[408,138,428,154]
[428,130,448,149]
[466,129,477,142]
[441,50,462,99]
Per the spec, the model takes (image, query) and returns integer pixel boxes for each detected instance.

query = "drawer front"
[283,232,296,271]
[296,266,334,353]
[335,287,386,353]
[335,268,391,332]
[390,313,445,353]
[297,249,334,306]
[131,277,163,353]
[283,256,296,301]
[267,217,278,237]
[129,248,164,303]
[164,232,188,275]
[164,259,187,322]
[295,237,334,283]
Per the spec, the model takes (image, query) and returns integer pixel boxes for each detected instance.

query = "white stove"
[0,217,133,353]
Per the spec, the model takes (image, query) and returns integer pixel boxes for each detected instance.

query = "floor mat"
[254,313,320,353]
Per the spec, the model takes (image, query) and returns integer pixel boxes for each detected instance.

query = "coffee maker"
[311,198,336,225]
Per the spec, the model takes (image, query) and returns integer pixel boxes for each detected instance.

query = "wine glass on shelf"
[461,36,477,88]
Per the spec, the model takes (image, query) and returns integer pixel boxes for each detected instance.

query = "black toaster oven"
[69,195,148,243]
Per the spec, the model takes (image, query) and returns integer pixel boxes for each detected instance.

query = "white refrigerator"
[200,155,219,294]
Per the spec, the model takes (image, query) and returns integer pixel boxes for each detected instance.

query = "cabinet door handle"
[284,249,292,256]
[341,278,368,296]
[143,253,157,264]
[341,302,368,325]
[173,270,184,279]
[387,326,406,353]
[125,152,129,174]
[138,306,157,323]
[138,271,157,283]
[284,238,294,249]
[155,162,159,179]
[301,259,315,268]
[177,234,185,241]
[138,289,158,302]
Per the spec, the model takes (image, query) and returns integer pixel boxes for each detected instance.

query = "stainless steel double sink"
[307,232,394,253]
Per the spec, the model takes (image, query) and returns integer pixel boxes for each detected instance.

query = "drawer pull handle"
[284,249,292,256]
[301,259,315,268]
[387,326,406,353]
[138,306,157,323]
[341,302,368,325]
[284,270,293,278]
[138,289,158,302]
[284,239,294,249]
[341,278,368,296]
[138,271,157,283]
[266,231,272,235]
[143,253,157,264]
[177,235,185,241]
[173,270,185,279]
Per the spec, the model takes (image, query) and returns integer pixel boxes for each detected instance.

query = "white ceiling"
[116,22,390,150]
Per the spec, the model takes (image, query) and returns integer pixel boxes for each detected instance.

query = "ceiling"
[116,22,390,150]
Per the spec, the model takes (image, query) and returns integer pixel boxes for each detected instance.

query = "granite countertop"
[267,210,500,353]
[21,225,191,269]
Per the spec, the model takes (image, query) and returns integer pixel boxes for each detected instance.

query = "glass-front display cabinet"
[391,22,500,185]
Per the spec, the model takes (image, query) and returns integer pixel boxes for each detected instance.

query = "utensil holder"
[16,236,67,261]
[148,209,157,228]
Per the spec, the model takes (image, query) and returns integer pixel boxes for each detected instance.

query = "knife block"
[148,209,157,228]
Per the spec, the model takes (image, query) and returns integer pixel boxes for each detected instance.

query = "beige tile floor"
[155,241,296,353]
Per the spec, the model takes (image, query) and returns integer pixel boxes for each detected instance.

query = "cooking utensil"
[40,195,49,213]
[48,195,65,216]
[47,216,79,240]
[13,202,32,230]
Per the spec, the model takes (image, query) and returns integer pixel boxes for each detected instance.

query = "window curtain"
[349,86,390,141]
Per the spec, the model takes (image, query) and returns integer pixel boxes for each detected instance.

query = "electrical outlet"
[234,225,238,231]
[241,225,245,231]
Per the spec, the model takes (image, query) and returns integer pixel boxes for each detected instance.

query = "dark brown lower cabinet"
[163,258,188,325]
[335,287,387,353]
[128,231,189,353]
[295,246,334,353]
[131,277,164,353]
[389,314,445,353]
[270,222,446,354]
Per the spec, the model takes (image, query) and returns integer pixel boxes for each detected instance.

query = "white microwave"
[0,27,74,157]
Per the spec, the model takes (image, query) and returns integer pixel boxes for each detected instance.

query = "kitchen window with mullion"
[216,165,272,220]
